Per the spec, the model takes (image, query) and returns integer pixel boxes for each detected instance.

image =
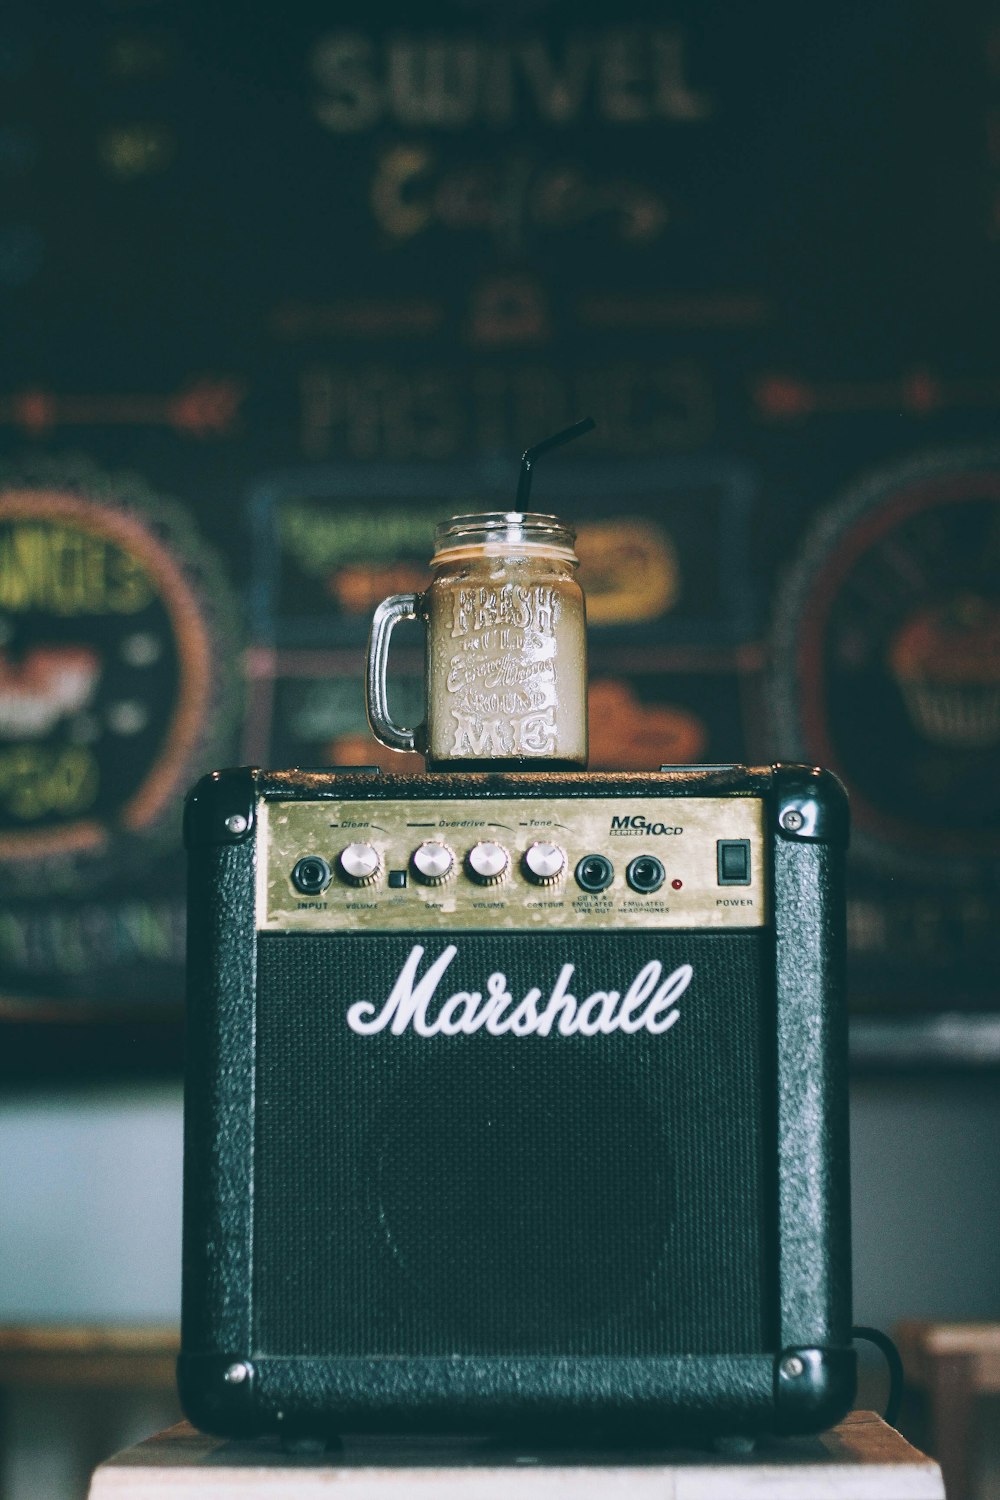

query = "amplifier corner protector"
[773,1345,857,1433]
[176,1353,259,1438]
[772,765,850,847]
[184,767,259,849]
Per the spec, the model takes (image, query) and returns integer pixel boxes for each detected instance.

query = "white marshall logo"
[347,944,691,1038]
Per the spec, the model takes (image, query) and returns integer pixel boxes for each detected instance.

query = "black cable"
[852,1325,905,1428]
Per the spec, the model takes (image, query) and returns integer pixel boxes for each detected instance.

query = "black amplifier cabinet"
[180,764,853,1443]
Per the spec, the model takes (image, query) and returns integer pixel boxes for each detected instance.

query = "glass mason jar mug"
[366,512,588,769]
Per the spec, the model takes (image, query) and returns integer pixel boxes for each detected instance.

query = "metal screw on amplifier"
[780,809,804,832]
[780,1354,805,1379]
[224,1361,251,1385]
[225,814,249,835]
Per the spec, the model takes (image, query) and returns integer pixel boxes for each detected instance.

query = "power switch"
[717,839,751,886]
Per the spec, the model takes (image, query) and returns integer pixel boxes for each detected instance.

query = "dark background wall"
[2,1,998,1062]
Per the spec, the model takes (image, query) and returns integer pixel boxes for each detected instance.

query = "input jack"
[291,855,332,895]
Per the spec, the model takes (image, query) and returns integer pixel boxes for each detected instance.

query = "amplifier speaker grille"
[253,930,775,1360]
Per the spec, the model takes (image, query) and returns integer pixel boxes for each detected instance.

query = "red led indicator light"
[671,878,683,889]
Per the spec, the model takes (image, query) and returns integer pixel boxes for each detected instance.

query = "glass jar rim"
[432,511,577,560]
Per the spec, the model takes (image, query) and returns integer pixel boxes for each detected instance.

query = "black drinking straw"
[515,417,596,511]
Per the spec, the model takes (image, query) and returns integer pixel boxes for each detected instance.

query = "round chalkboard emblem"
[0,464,239,890]
[772,448,1000,881]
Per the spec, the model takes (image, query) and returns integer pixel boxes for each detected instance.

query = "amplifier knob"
[522,841,566,885]
[411,840,455,885]
[465,840,510,885]
[338,842,382,885]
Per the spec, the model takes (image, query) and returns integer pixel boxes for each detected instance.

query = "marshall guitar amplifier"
[179,763,854,1443]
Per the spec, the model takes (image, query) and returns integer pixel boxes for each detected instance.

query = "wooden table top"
[87,1411,944,1499]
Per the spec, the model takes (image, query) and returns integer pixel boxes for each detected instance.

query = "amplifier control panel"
[256,797,766,932]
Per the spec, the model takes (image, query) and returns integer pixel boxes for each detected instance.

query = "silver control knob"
[411,840,455,885]
[465,841,509,885]
[338,842,382,886]
[522,841,567,885]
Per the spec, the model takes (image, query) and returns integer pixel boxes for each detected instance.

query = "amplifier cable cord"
[851,1324,904,1427]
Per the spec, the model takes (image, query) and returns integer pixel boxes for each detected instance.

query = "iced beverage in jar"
[366,511,588,769]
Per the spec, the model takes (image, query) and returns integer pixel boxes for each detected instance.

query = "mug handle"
[365,593,426,753]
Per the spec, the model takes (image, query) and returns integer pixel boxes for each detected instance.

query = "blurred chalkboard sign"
[249,458,755,646]
[1,1,999,1071]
